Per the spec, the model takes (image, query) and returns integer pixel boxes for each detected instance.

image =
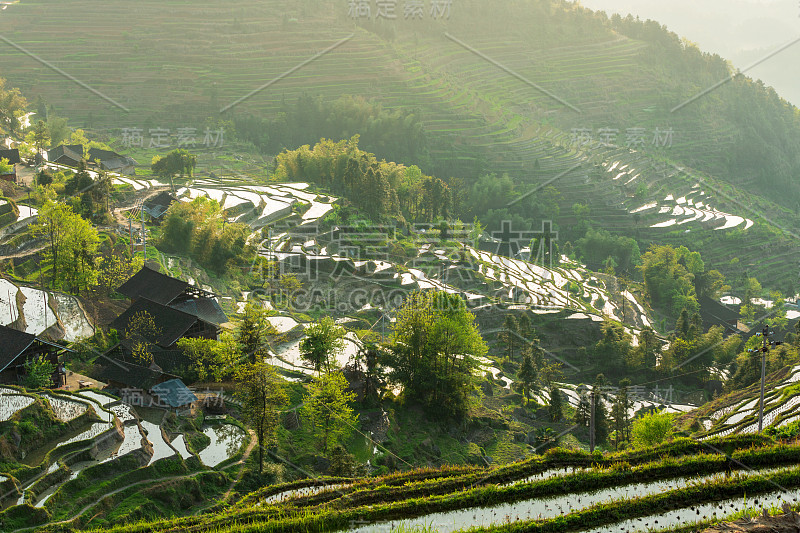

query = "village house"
[0,148,20,182]
[142,191,177,223]
[0,325,71,388]
[117,264,228,327]
[46,144,84,168]
[87,147,137,175]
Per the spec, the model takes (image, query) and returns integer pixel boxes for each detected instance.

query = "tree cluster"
[273,137,451,223]
[158,196,254,274]
[385,291,487,419]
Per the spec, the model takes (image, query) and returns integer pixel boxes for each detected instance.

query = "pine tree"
[592,374,610,445]
[499,315,519,360]
[574,386,591,426]
[548,387,563,422]
[518,348,537,404]
[518,314,533,342]
[675,308,690,339]
[611,378,632,449]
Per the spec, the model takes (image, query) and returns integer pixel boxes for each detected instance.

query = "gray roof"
[47,145,83,164]
[0,149,20,165]
[150,378,197,408]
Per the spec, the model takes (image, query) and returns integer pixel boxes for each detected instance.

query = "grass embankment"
[66,435,793,533]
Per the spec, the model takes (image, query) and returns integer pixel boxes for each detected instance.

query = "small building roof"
[0,148,20,165]
[116,266,227,325]
[698,295,741,333]
[169,297,228,327]
[0,324,73,373]
[0,327,38,371]
[143,191,177,219]
[150,378,197,408]
[96,357,175,391]
[47,145,83,164]
[87,147,120,161]
[117,265,190,306]
[89,148,137,168]
[111,297,209,348]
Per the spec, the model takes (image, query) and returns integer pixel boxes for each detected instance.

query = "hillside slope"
[1,0,799,205]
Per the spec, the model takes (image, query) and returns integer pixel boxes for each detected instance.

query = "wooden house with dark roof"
[698,296,741,335]
[47,145,84,167]
[142,191,177,222]
[110,297,219,349]
[117,265,228,326]
[87,148,137,175]
[0,148,20,182]
[96,357,177,391]
[101,297,217,385]
[0,149,21,166]
[0,325,72,387]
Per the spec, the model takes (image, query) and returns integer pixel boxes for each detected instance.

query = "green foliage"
[158,196,254,274]
[235,361,288,473]
[610,379,632,449]
[151,148,196,179]
[178,333,239,382]
[0,77,27,135]
[593,321,632,378]
[329,444,357,477]
[235,94,429,168]
[94,252,145,297]
[518,349,537,403]
[234,304,277,364]
[548,387,563,422]
[386,291,487,419]
[639,244,707,317]
[592,375,610,445]
[22,358,56,389]
[274,137,450,223]
[499,315,519,360]
[728,342,799,390]
[125,310,161,366]
[301,371,357,455]
[300,316,347,374]
[766,419,800,440]
[575,228,641,273]
[0,157,12,175]
[31,193,100,293]
[631,410,675,448]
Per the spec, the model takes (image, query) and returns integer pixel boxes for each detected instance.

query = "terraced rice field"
[0,394,34,421]
[175,179,336,229]
[196,423,248,467]
[0,278,94,341]
[43,394,88,422]
[691,364,800,438]
[70,436,800,533]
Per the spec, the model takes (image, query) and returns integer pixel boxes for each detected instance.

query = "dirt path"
[703,507,800,532]
[112,186,170,227]
[0,243,45,261]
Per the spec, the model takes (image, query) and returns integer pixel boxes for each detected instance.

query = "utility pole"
[129,217,133,257]
[589,391,596,453]
[141,200,146,258]
[749,325,782,432]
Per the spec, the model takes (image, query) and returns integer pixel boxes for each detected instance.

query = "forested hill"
[1,0,799,208]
